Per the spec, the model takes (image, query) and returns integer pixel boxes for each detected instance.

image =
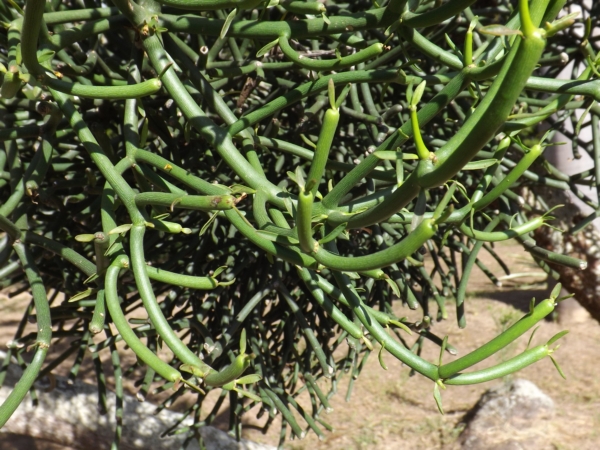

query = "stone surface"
[460,379,555,450]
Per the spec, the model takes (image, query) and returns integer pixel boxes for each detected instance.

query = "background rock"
[460,379,555,450]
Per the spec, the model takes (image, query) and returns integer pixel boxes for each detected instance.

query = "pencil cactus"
[0,0,598,446]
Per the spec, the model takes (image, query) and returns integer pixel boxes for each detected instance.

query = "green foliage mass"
[0,0,597,447]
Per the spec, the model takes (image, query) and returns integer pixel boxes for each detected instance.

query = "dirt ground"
[1,242,600,449]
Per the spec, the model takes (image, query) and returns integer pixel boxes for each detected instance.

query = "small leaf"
[433,383,444,415]
[181,378,206,395]
[462,159,498,170]
[547,330,569,346]
[229,184,256,195]
[373,150,398,160]
[180,364,208,378]
[199,213,217,236]
[444,33,457,51]
[410,80,426,107]
[318,222,348,244]
[239,328,247,354]
[550,282,563,300]
[344,271,361,280]
[295,166,306,190]
[220,8,237,40]
[312,213,329,222]
[236,374,261,385]
[321,12,330,25]
[218,278,236,287]
[212,265,228,278]
[334,47,342,62]
[357,337,370,352]
[256,38,279,58]
[75,234,96,242]
[83,273,99,285]
[549,355,566,379]
[439,336,448,367]
[406,79,414,104]
[384,278,401,298]
[38,49,56,63]
[378,342,388,370]
[479,24,523,37]
[388,319,412,336]
[104,235,124,257]
[233,387,262,402]
[139,117,149,147]
[545,11,579,37]
[153,213,170,221]
[339,206,369,216]
[108,223,132,235]
[526,326,540,349]
[287,170,299,185]
[300,133,317,149]
[68,288,94,302]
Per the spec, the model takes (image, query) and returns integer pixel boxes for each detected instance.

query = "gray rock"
[460,379,555,450]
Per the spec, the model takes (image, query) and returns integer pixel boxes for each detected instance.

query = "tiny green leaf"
[318,222,347,244]
[549,355,566,379]
[378,342,388,370]
[239,328,247,354]
[199,213,217,236]
[444,33,457,51]
[479,24,523,36]
[229,184,256,195]
[234,387,262,402]
[68,288,94,302]
[212,265,228,278]
[180,364,209,378]
[433,383,444,415]
[257,39,279,58]
[74,234,96,242]
[220,8,237,39]
[295,166,306,190]
[83,273,99,285]
[38,49,56,63]
[550,282,563,300]
[462,159,499,170]
[384,278,401,298]
[410,80,427,107]
[547,330,569,346]
[388,319,412,336]
[236,374,261,384]
[439,336,448,367]
[108,224,132,235]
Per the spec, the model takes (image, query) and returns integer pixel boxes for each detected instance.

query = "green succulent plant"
[0,0,597,447]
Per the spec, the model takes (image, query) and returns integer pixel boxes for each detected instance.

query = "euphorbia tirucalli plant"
[0,0,596,446]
